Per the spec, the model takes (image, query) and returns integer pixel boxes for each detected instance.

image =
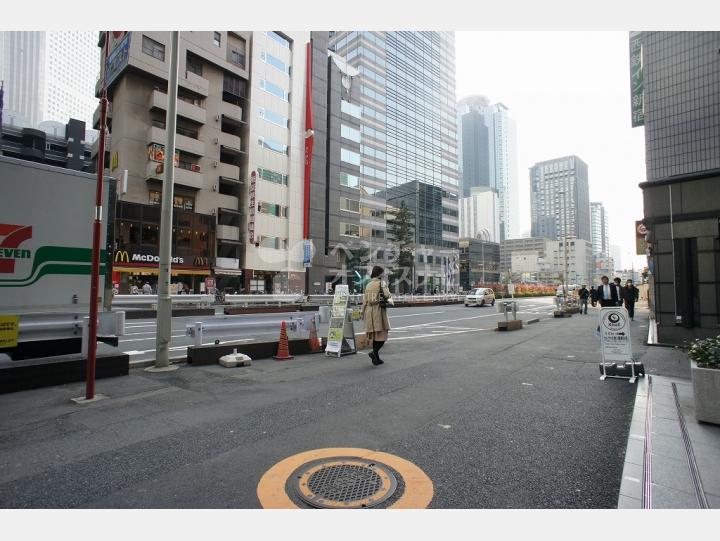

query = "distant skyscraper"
[459,186,500,242]
[457,95,518,241]
[0,31,45,127]
[590,202,609,257]
[0,31,99,128]
[530,155,591,243]
[610,244,623,272]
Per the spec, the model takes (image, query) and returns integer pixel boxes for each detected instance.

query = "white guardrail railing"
[112,294,214,307]
[224,294,305,306]
[185,312,320,347]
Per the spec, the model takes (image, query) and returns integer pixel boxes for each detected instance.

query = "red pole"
[86,31,110,400]
[303,41,314,240]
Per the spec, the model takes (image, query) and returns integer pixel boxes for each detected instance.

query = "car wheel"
[491,299,495,306]
[480,299,485,307]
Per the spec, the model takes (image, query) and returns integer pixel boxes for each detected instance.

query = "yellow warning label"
[0,315,20,348]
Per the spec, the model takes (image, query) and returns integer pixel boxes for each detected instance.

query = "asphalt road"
[0,298,644,508]
[118,297,560,363]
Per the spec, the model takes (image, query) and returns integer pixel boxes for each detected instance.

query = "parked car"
[464,288,496,307]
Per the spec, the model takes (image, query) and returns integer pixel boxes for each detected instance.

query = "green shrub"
[688,335,720,369]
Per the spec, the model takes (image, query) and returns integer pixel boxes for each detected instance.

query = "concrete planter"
[691,360,720,425]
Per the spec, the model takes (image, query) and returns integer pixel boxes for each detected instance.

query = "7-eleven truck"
[0,155,124,359]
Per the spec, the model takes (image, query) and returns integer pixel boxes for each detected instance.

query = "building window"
[260,51,290,75]
[340,172,359,188]
[258,167,288,185]
[340,222,360,237]
[259,236,287,249]
[142,35,165,61]
[258,201,288,218]
[341,100,362,119]
[267,31,291,49]
[186,53,203,76]
[258,137,289,155]
[341,124,361,143]
[340,198,360,213]
[230,49,246,68]
[341,148,360,166]
[259,108,289,128]
[213,32,222,47]
[260,79,289,101]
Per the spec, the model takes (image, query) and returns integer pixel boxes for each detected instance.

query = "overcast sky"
[456,31,647,270]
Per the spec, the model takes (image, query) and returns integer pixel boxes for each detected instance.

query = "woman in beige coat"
[361,266,393,366]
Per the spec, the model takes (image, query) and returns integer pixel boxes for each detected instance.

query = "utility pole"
[152,31,180,372]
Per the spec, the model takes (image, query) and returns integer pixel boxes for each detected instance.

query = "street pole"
[152,31,180,371]
[84,31,111,400]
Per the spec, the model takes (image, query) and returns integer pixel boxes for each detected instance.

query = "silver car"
[464,287,496,307]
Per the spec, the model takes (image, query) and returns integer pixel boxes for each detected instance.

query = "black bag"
[378,286,388,309]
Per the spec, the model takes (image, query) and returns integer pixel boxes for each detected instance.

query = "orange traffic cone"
[273,320,294,360]
[308,317,321,353]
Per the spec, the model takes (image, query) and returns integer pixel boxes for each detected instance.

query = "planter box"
[497,320,523,331]
[691,360,720,425]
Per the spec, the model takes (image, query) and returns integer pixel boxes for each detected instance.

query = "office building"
[0,31,99,128]
[500,237,548,275]
[530,155,591,243]
[546,238,593,286]
[457,95,518,240]
[590,201,609,257]
[634,31,720,343]
[94,31,309,294]
[459,238,500,290]
[310,31,460,293]
[459,186,500,242]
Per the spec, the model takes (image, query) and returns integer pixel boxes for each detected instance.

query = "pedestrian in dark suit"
[624,279,640,320]
[614,277,625,306]
[597,275,619,307]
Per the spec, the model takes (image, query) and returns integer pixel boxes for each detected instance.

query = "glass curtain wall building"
[329,31,460,293]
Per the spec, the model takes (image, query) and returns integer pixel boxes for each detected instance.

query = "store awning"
[113,266,211,276]
[214,268,244,276]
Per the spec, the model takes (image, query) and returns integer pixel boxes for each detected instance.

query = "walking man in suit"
[624,279,640,320]
[597,275,619,307]
[614,277,625,307]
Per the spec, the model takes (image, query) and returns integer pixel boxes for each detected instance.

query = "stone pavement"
[618,331,720,509]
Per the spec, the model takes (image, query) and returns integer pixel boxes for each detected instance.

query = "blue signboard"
[303,239,312,268]
[105,33,131,87]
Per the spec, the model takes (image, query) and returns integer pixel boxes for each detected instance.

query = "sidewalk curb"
[617,376,648,508]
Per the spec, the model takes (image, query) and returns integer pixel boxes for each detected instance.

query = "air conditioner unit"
[191,164,201,173]
[213,137,220,144]
[215,114,221,121]
[212,161,219,168]
[211,184,217,191]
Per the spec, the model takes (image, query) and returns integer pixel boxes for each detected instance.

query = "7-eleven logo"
[0,224,33,274]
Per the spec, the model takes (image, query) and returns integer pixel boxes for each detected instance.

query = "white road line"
[389,328,490,341]
[389,311,446,318]
[392,313,501,330]
[123,338,254,355]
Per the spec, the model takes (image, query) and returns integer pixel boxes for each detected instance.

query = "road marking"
[392,313,501,330]
[390,329,489,341]
[389,311,446,318]
[123,338,254,355]
[522,383,534,386]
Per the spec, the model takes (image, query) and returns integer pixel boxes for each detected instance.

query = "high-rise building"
[459,238,500,289]
[590,202,609,257]
[459,186,499,242]
[500,237,547,275]
[546,238,593,286]
[530,155,591,243]
[0,31,99,128]
[94,31,309,294]
[0,32,45,127]
[634,32,720,343]
[457,95,518,240]
[310,31,460,293]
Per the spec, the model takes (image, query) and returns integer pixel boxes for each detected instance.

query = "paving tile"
[696,463,720,498]
[706,493,720,509]
[624,438,645,467]
[619,462,643,500]
[689,440,720,468]
[653,404,679,421]
[651,394,678,409]
[650,483,697,509]
[651,416,683,439]
[685,423,720,449]
[618,494,642,509]
[650,432,688,461]
[651,454,695,495]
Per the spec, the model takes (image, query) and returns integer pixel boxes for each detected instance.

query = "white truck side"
[0,155,123,358]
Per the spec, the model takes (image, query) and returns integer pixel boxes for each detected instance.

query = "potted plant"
[688,334,720,425]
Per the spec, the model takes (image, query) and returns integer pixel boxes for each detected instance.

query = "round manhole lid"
[290,457,398,509]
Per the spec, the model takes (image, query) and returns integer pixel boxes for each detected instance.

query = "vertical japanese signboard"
[325,285,350,355]
[629,31,644,127]
[248,171,257,244]
[636,220,648,255]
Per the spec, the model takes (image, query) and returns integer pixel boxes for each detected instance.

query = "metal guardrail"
[112,294,214,307]
[224,294,304,306]
[185,312,319,347]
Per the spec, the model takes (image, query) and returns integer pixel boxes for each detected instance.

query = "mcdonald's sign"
[114,250,130,263]
[110,151,119,171]
[194,256,208,267]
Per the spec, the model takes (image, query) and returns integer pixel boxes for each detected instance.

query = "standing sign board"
[325,285,357,357]
[599,306,637,382]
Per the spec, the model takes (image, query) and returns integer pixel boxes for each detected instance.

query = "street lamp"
[558,190,569,308]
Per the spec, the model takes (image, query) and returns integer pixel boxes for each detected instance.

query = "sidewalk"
[618,328,720,508]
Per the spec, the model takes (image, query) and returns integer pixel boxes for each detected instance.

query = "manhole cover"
[290,457,398,509]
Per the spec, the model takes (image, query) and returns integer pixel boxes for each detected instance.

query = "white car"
[464,288,495,307]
